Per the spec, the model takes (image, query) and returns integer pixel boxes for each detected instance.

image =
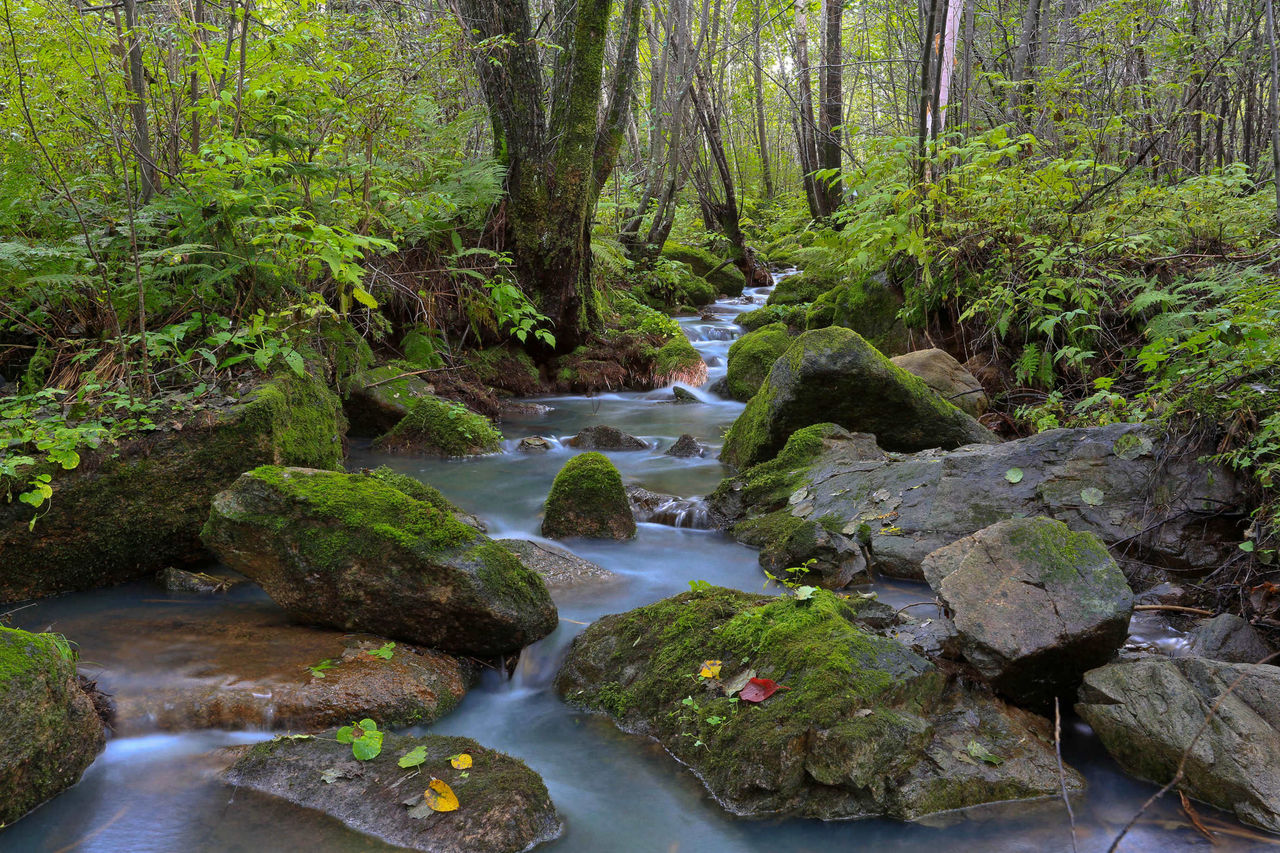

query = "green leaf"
[352,729,383,760]
[794,585,817,601]
[283,349,305,377]
[1004,468,1024,484]
[335,725,355,744]
[1239,541,1256,553]
[966,740,1003,765]
[398,746,428,768]
[1080,487,1104,506]
[351,286,378,309]
[368,642,395,660]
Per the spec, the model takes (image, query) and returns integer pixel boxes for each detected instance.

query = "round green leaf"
[1005,468,1024,484]
[1080,487,1104,506]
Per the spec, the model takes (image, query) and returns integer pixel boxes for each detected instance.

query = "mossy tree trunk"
[456,0,642,352]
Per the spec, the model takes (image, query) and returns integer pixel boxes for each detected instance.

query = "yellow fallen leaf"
[699,660,722,679]
[450,753,472,770]
[423,777,459,812]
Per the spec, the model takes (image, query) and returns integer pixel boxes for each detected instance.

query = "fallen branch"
[1133,604,1215,616]
[1055,697,1080,853]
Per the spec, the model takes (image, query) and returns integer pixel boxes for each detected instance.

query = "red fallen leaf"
[739,677,789,703]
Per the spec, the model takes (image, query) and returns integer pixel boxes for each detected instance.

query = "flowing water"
[3,274,1266,852]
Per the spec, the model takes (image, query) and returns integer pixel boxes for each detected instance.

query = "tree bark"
[122,0,154,202]
[792,0,822,218]
[753,2,774,198]
[1267,0,1280,228]
[815,0,843,213]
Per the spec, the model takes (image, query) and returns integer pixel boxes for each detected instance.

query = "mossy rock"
[201,467,557,656]
[922,517,1133,708]
[0,627,105,825]
[376,395,503,456]
[661,242,746,296]
[556,587,1080,820]
[400,326,443,369]
[345,364,435,436]
[724,322,793,402]
[805,275,909,356]
[720,327,997,469]
[737,303,807,332]
[464,346,541,397]
[542,453,635,540]
[653,334,707,387]
[223,731,562,853]
[767,270,837,306]
[0,372,345,604]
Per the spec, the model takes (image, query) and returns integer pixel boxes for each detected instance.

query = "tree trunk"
[815,0,843,213]
[792,0,822,218]
[1267,0,1280,228]
[753,2,774,198]
[1009,0,1044,120]
[122,0,154,202]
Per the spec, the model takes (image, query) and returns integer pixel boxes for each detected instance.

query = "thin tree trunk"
[1009,0,1043,120]
[753,2,774,198]
[122,0,155,202]
[815,0,843,213]
[1266,0,1280,227]
[793,0,822,218]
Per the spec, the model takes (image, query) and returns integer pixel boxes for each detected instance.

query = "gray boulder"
[665,433,708,458]
[224,732,562,853]
[566,425,649,450]
[923,517,1133,706]
[1187,614,1273,664]
[1077,657,1280,833]
[0,627,105,826]
[496,539,616,588]
[713,423,1242,583]
[720,327,996,469]
[201,467,557,656]
[890,348,988,417]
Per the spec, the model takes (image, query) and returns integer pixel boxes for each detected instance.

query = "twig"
[1054,698,1080,853]
[1132,604,1215,616]
[362,367,451,389]
[1106,650,1280,852]
[894,601,943,618]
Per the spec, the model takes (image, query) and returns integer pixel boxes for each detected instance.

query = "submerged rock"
[665,433,708,458]
[625,486,715,530]
[890,349,988,417]
[672,386,700,403]
[720,327,996,469]
[0,372,345,604]
[922,518,1133,706]
[1077,657,1280,833]
[114,619,469,733]
[496,539,616,588]
[159,567,241,594]
[566,425,649,450]
[517,436,553,452]
[224,732,562,853]
[542,453,636,540]
[724,322,793,402]
[376,395,503,456]
[0,627,105,826]
[201,467,557,656]
[712,422,1242,583]
[1187,614,1273,664]
[556,588,1080,820]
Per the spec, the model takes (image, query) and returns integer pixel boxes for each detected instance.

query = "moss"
[654,335,704,379]
[242,466,477,554]
[737,303,807,332]
[725,322,793,401]
[542,452,635,540]
[312,317,375,391]
[376,395,502,456]
[244,370,346,469]
[465,347,541,394]
[1004,518,1126,615]
[661,242,746,296]
[365,466,461,516]
[709,422,845,518]
[469,539,551,609]
[768,270,837,306]
[596,681,635,717]
[400,327,443,369]
[0,627,68,682]
[805,278,909,356]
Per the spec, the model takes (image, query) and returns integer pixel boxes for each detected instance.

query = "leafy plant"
[335,719,384,760]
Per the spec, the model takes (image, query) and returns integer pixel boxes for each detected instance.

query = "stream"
[3,273,1261,853]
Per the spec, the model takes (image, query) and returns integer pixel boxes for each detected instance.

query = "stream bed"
[4,274,1266,852]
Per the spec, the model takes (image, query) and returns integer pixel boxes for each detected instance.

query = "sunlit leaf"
[698,660,722,678]
[450,753,472,770]
[423,777,459,812]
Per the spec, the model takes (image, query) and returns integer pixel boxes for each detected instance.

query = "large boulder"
[496,539,616,589]
[724,322,793,402]
[737,303,806,332]
[661,242,746,296]
[1186,614,1273,664]
[922,518,1133,706]
[1077,657,1280,833]
[201,467,557,656]
[224,732,562,853]
[541,453,636,540]
[712,423,1243,584]
[0,372,345,604]
[720,327,997,469]
[890,349,988,416]
[567,425,649,450]
[0,627,105,825]
[556,588,1080,820]
[375,395,502,456]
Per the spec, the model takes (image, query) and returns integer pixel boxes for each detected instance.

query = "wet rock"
[1134,582,1189,606]
[160,567,241,594]
[666,434,708,458]
[0,372,344,604]
[672,386,699,403]
[625,486,714,530]
[732,510,869,588]
[713,423,1242,583]
[557,587,1081,821]
[566,425,649,451]
[517,436,553,452]
[375,395,503,457]
[500,401,554,418]
[542,453,636,540]
[724,322,794,402]
[0,627,106,825]
[652,335,709,387]
[202,467,557,656]
[114,617,470,733]
[1077,657,1280,833]
[890,349,988,417]
[224,732,562,853]
[720,327,997,469]
[922,518,1133,707]
[497,539,616,588]
[891,610,963,661]
[1187,614,1273,664]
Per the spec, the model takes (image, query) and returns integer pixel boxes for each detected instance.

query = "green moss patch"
[725,322,793,401]
[376,395,502,456]
[542,452,635,540]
